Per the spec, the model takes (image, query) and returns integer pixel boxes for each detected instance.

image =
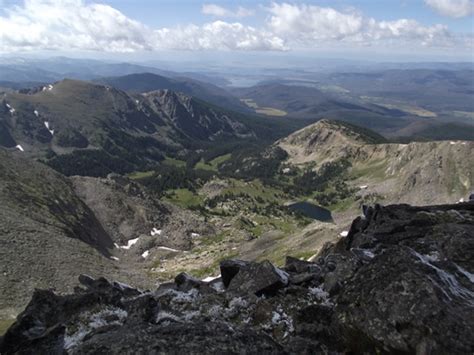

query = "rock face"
[0,150,117,321]
[1,202,473,354]
[71,174,213,250]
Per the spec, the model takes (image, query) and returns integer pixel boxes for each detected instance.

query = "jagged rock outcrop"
[1,202,473,354]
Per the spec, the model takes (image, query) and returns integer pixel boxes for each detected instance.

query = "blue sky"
[0,0,473,61]
[95,0,474,31]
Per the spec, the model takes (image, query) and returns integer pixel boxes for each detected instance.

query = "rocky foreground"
[1,202,473,354]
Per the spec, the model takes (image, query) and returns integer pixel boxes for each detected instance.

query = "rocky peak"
[2,201,472,354]
[144,89,194,116]
[277,119,386,165]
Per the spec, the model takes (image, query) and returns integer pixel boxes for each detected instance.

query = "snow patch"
[156,246,180,252]
[191,232,200,238]
[454,263,474,284]
[114,243,119,249]
[340,230,349,237]
[362,250,375,259]
[412,250,474,305]
[110,256,119,261]
[150,228,162,236]
[34,110,39,117]
[44,121,54,135]
[202,275,220,283]
[15,145,24,152]
[450,141,456,145]
[120,237,140,250]
[359,185,368,190]
[141,250,149,258]
[5,103,15,114]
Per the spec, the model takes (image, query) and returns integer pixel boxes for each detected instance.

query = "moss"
[164,189,203,208]
[351,159,389,181]
[188,252,239,279]
[0,318,15,336]
[162,157,186,168]
[329,197,356,212]
[290,250,316,261]
[127,170,155,180]
[197,232,227,247]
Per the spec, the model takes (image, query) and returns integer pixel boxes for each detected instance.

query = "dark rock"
[284,256,321,274]
[289,272,319,285]
[219,259,249,287]
[75,321,286,354]
[2,202,473,355]
[174,272,202,292]
[227,260,289,296]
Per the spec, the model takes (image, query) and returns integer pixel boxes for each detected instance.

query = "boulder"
[174,272,202,292]
[219,259,249,287]
[2,202,473,354]
[284,256,321,274]
[227,260,289,296]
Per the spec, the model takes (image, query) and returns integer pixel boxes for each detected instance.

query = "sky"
[0,0,473,61]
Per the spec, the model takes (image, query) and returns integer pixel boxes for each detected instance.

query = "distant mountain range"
[0,79,303,177]
[96,73,249,112]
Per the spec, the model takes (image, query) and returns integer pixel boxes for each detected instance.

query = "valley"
[1,0,474,350]
[0,58,473,352]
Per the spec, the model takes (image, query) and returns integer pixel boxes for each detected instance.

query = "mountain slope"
[0,79,259,176]
[0,149,214,328]
[96,73,248,113]
[278,119,474,205]
[0,150,117,320]
[232,83,414,132]
[144,90,253,141]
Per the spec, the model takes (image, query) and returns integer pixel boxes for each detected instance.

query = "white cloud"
[0,0,151,52]
[425,0,474,18]
[267,3,453,47]
[202,4,254,18]
[0,0,467,53]
[154,21,286,51]
[0,0,280,52]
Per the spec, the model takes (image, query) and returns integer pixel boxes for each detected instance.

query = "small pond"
[288,202,333,222]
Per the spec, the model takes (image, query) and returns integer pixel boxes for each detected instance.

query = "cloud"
[267,3,453,47]
[0,0,280,52]
[0,0,151,52]
[153,21,286,51]
[425,0,474,18]
[202,4,254,18]
[0,0,466,53]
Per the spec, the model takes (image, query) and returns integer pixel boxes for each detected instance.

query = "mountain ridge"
[278,119,473,205]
